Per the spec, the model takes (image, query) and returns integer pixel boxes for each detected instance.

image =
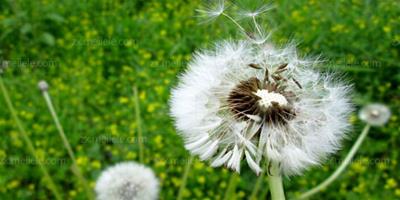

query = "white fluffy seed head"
[170,40,353,176]
[95,162,159,200]
[38,80,49,91]
[359,103,391,126]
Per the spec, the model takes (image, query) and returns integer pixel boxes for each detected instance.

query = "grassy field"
[0,0,399,199]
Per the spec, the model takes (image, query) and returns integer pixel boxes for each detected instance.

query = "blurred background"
[0,0,399,199]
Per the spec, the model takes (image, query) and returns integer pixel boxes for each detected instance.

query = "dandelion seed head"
[170,40,353,176]
[38,80,49,91]
[95,162,159,200]
[359,103,391,126]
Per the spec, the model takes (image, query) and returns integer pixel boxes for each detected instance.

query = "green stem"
[249,163,267,200]
[177,155,194,200]
[298,125,371,199]
[133,86,144,163]
[224,172,239,200]
[0,77,62,200]
[41,90,94,200]
[268,161,285,200]
[222,13,247,34]
[260,183,270,199]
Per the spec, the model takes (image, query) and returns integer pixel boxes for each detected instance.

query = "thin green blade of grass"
[224,172,240,200]
[177,155,194,200]
[133,86,145,163]
[249,163,268,200]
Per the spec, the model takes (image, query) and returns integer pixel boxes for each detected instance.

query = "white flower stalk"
[359,103,391,126]
[95,162,159,200]
[170,41,353,176]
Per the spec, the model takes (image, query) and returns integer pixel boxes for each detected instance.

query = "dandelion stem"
[252,16,263,37]
[222,13,246,34]
[40,87,94,200]
[177,155,194,200]
[223,172,239,200]
[249,163,268,200]
[133,86,145,163]
[298,125,371,199]
[268,161,285,200]
[0,77,62,200]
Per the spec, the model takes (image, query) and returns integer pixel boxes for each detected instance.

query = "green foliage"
[0,0,399,199]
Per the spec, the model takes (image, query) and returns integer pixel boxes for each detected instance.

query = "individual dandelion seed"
[246,27,272,45]
[196,0,226,23]
[238,4,275,18]
[170,41,353,176]
[359,103,391,126]
[95,162,159,200]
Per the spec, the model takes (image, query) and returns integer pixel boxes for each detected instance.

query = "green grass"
[0,0,399,199]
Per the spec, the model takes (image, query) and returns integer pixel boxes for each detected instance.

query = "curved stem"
[41,90,94,200]
[298,125,371,199]
[223,172,239,200]
[133,86,145,163]
[0,77,62,200]
[222,13,246,34]
[268,161,285,200]
[252,16,263,37]
[249,162,267,200]
[177,156,194,200]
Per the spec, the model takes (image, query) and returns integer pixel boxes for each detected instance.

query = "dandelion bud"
[359,103,391,126]
[38,80,49,92]
[95,162,159,200]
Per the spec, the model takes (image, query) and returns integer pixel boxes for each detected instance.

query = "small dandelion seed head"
[359,103,391,126]
[95,162,159,200]
[38,80,49,91]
